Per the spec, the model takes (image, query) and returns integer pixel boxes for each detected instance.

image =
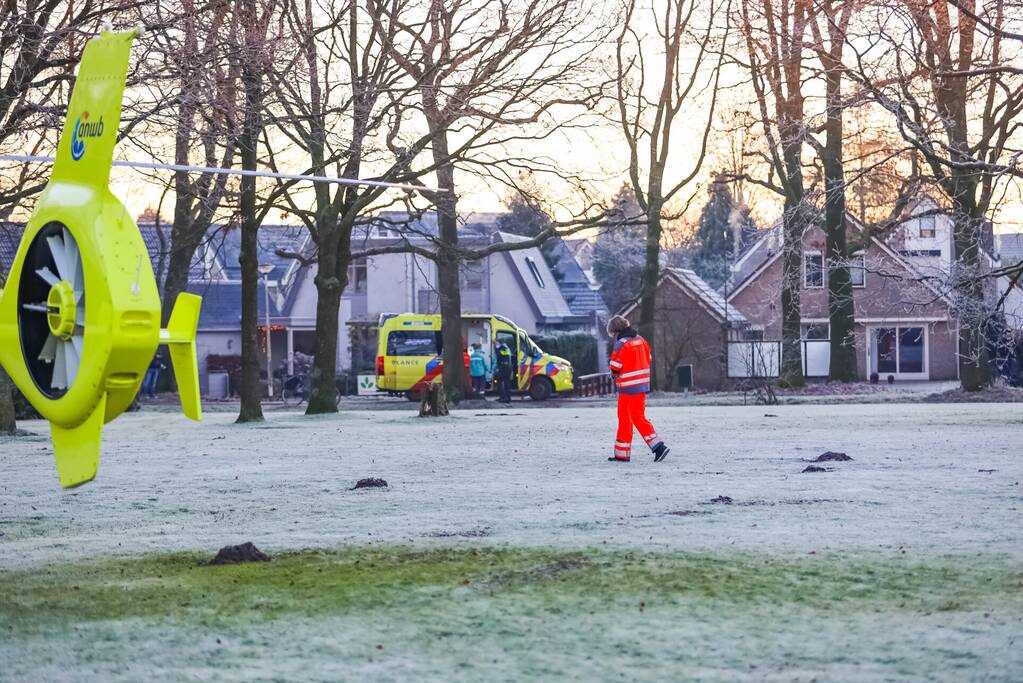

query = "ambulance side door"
[517,330,532,390]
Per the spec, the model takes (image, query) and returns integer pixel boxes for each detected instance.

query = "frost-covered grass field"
[1,401,1022,681]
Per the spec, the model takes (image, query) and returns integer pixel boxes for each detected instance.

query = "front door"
[868,326,928,379]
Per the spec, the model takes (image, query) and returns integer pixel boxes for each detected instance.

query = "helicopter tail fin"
[161,293,202,422]
[51,394,106,488]
[51,28,139,188]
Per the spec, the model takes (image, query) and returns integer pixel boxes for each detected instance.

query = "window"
[386,330,441,356]
[804,252,824,288]
[849,252,866,288]
[872,326,926,376]
[800,323,830,340]
[742,328,764,342]
[525,256,545,288]
[417,289,439,313]
[462,262,484,290]
[521,331,542,359]
[348,258,367,293]
[919,215,936,238]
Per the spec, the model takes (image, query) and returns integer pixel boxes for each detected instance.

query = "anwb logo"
[70,112,105,161]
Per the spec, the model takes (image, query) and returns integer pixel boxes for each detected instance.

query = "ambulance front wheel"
[529,377,554,401]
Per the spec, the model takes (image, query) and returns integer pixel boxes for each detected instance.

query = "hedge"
[533,332,600,376]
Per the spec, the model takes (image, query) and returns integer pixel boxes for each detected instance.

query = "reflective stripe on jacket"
[609,333,651,394]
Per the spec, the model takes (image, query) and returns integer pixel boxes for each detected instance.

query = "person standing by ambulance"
[469,343,488,397]
[494,339,514,404]
[607,315,669,462]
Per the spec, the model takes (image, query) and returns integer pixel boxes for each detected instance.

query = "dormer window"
[525,256,545,288]
[919,215,936,238]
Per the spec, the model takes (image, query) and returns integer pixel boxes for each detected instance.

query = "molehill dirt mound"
[352,477,388,490]
[210,542,271,565]
[814,451,852,462]
[423,527,491,538]
[922,385,1023,403]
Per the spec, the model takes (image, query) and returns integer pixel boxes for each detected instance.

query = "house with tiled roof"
[0,213,600,391]
[619,267,750,391]
[726,212,966,381]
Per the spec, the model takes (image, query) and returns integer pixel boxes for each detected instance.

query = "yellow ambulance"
[375,313,574,400]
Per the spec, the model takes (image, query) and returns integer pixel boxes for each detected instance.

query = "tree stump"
[419,383,449,417]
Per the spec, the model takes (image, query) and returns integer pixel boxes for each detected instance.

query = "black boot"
[652,443,670,462]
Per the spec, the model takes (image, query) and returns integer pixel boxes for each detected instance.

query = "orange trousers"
[613,392,661,460]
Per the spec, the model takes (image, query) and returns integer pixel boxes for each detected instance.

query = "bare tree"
[611,0,725,389]
[735,0,814,387]
[847,0,1023,390]
[266,0,434,414]
[235,0,279,423]
[367,0,607,401]
[807,0,857,381]
[130,0,240,322]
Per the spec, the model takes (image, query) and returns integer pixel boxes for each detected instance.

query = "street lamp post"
[258,264,274,398]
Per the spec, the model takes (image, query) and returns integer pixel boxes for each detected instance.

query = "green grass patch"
[2,547,1021,633]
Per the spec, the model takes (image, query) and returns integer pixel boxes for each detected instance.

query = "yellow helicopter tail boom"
[160,293,203,422]
[51,393,106,488]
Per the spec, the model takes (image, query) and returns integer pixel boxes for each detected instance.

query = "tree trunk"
[779,199,805,388]
[637,195,663,389]
[418,382,449,417]
[160,213,206,325]
[934,76,990,391]
[0,359,15,435]
[822,67,857,382]
[430,127,467,403]
[953,199,990,391]
[0,268,14,434]
[306,225,350,414]
[236,5,265,424]
[779,118,806,389]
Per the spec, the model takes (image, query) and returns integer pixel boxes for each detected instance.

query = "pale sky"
[88,1,1023,238]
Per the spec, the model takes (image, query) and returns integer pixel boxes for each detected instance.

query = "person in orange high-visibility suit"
[606,315,669,462]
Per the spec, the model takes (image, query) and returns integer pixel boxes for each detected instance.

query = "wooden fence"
[574,372,616,397]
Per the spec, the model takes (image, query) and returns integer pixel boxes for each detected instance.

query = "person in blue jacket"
[469,343,488,397]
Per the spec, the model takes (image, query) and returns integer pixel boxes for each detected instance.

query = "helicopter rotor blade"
[62,228,80,289]
[63,339,80,386]
[39,334,58,362]
[70,333,84,359]
[52,341,67,390]
[47,234,70,282]
[36,267,61,287]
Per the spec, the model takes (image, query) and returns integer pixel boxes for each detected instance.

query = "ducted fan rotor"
[17,222,86,396]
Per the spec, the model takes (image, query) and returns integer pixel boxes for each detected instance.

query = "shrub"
[533,332,599,376]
